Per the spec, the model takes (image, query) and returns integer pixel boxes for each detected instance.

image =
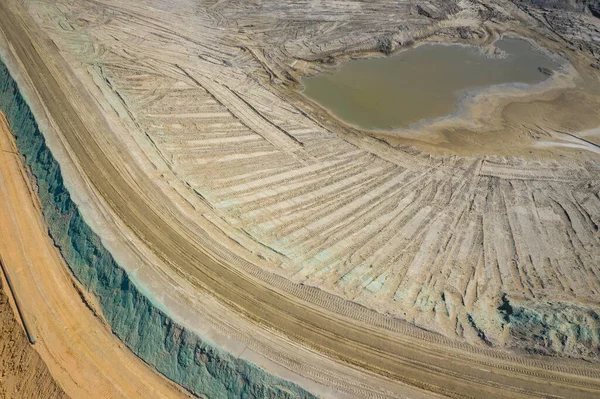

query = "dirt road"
[0,112,192,399]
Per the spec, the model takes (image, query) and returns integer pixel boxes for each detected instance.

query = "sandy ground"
[0,0,599,398]
[0,271,66,399]
[0,112,192,399]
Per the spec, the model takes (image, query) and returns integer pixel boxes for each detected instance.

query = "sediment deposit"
[0,0,599,398]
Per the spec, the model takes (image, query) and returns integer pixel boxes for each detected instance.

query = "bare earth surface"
[0,270,66,399]
[0,0,599,398]
[0,113,192,399]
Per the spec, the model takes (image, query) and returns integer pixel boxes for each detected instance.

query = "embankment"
[0,58,315,399]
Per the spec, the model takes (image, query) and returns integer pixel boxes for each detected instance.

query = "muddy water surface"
[302,37,560,130]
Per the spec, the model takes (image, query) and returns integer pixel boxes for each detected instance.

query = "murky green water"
[302,37,560,130]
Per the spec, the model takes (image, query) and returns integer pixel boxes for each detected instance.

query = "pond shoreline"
[301,36,568,132]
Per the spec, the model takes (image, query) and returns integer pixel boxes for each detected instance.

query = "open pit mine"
[0,0,599,398]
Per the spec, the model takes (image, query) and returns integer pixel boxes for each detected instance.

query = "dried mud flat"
[0,0,599,398]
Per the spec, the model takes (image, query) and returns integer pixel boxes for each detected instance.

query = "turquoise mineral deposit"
[0,59,316,399]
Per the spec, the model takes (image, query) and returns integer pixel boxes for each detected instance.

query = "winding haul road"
[0,113,192,399]
[1,0,600,397]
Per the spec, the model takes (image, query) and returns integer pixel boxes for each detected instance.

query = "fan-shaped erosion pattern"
[0,60,315,399]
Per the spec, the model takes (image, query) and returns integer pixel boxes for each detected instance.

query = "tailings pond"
[302,37,561,130]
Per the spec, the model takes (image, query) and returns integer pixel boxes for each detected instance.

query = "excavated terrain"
[21,0,598,359]
[0,0,599,398]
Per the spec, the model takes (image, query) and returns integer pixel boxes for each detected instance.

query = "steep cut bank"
[0,278,66,399]
[0,109,195,398]
[0,59,315,399]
